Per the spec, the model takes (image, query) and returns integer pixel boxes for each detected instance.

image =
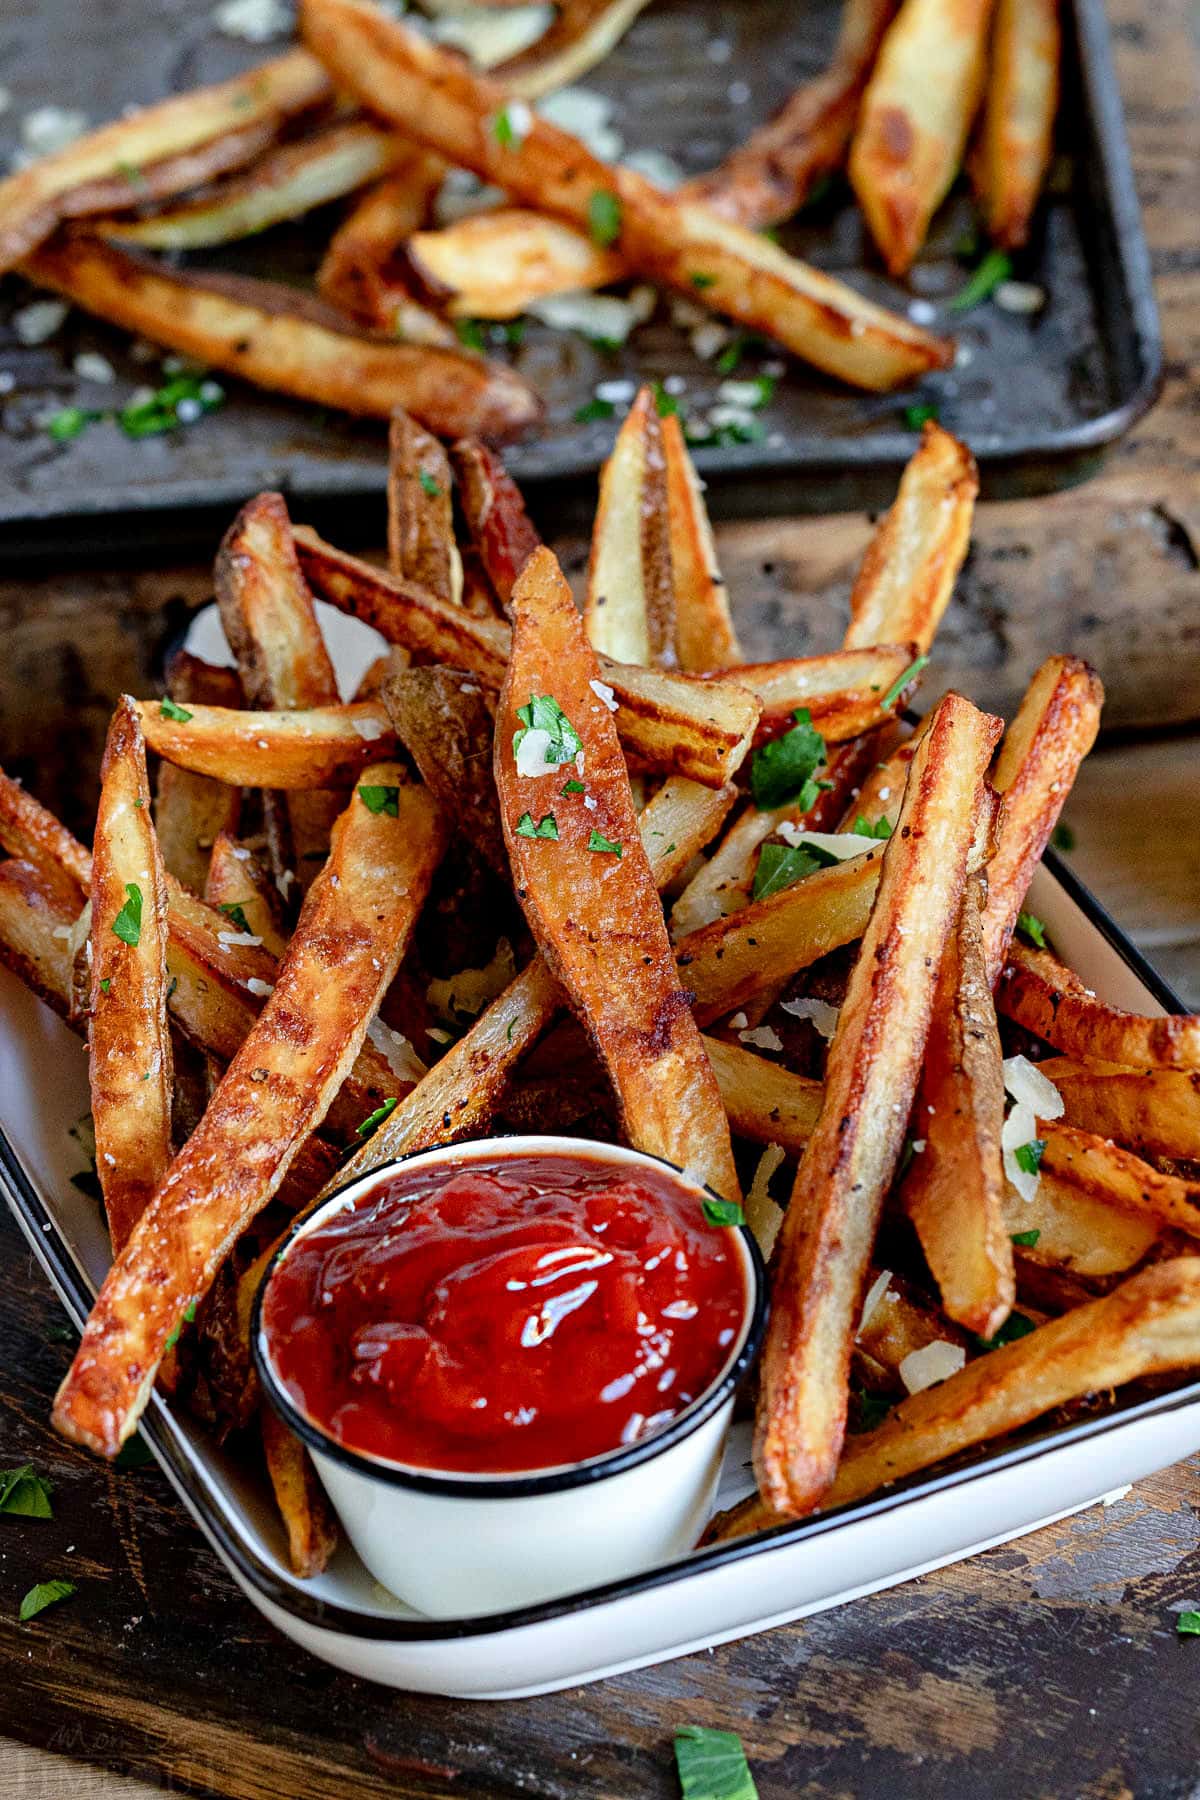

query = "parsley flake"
[99,978,111,994]
[587,829,622,857]
[1051,823,1076,852]
[356,1096,399,1138]
[358,784,400,817]
[159,696,193,723]
[163,1299,197,1353]
[1014,1139,1046,1176]
[46,406,99,443]
[701,1197,744,1228]
[513,694,581,767]
[455,318,486,353]
[903,402,939,431]
[561,778,586,795]
[119,375,223,439]
[690,272,716,289]
[972,1311,1036,1353]
[1016,910,1048,949]
[749,707,826,812]
[652,379,679,418]
[418,469,442,498]
[0,1464,53,1518]
[1011,1228,1041,1248]
[674,1725,759,1800]
[753,839,838,901]
[949,248,1013,313]
[111,883,143,948]
[880,654,930,711]
[1177,1612,1200,1636]
[852,815,893,840]
[491,107,517,149]
[574,396,615,423]
[219,902,251,933]
[515,811,559,840]
[853,1388,892,1433]
[587,189,622,248]
[19,1579,75,1623]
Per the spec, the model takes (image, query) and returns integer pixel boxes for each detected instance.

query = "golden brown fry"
[713,1259,1200,1538]
[702,1036,822,1159]
[53,769,444,1456]
[660,413,741,673]
[136,697,394,790]
[976,0,1061,251]
[316,157,452,343]
[407,208,623,319]
[24,234,539,442]
[843,423,978,656]
[294,526,761,786]
[450,439,543,615]
[1002,1167,1159,1278]
[88,699,174,1252]
[900,874,1013,1338]
[204,834,288,958]
[981,655,1103,983]
[685,0,899,227]
[493,0,655,96]
[755,692,1002,1515]
[299,0,954,389]
[725,645,920,741]
[383,665,506,874]
[260,1404,339,1577]
[0,858,79,1018]
[998,941,1200,1069]
[1041,1059,1200,1166]
[633,775,737,892]
[584,387,675,668]
[1036,1125,1200,1244]
[153,652,243,896]
[849,0,995,276]
[0,50,331,274]
[98,120,401,250]
[387,412,459,604]
[496,547,741,1200]
[0,771,91,896]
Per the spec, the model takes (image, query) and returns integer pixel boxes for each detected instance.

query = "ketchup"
[261,1151,747,1475]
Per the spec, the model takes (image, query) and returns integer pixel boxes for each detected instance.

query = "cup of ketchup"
[253,1135,767,1618]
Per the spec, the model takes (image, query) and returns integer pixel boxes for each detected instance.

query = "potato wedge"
[407,208,622,319]
[496,546,741,1200]
[98,120,401,251]
[0,770,92,896]
[999,940,1200,1069]
[450,439,543,615]
[386,412,459,605]
[204,834,288,958]
[154,652,243,896]
[1041,1059,1200,1166]
[493,0,655,96]
[976,0,1061,251]
[88,699,174,1252]
[24,234,539,441]
[685,0,899,228]
[843,423,978,656]
[900,873,1013,1338]
[981,655,1103,983]
[702,1036,823,1158]
[293,526,761,786]
[137,697,394,789]
[660,413,741,673]
[633,774,737,892]
[299,0,954,389]
[849,0,995,276]
[1036,1125,1200,1244]
[584,386,676,668]
[383,665,507,875]
[725,644,920,741]
[260,1405,339,1578]
[0,857,80,1018]
[53,769,445,1456]
[316,158,452,342]
[0,50,331,273]
[755,692,1002,1515]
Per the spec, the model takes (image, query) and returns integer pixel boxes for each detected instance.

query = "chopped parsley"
[561,778,586,795]
[1176,1612,1200,1636]
[587,829,622,857]
[117,158,145,187]
[159,696,193,723]
[674,1725,759,1800]
[749,707,825,812]
[119,375,224,438]
[0,1464,52,1518]
[418,469,442,499]
[753,839,838,901]
[455,318,487,353]
[690,272,716,289]
[852,814,893,839]
[514,693,581,766]
[1011,1228,1041,1248]
[163,1299,197,1353]
[356,1097,399,1138]
[587,189,622,248]
[880,654,930,711]
[1013,1139,1046,1177]
[19,1579,75,1623]
[714,333,767,376]
[218,902,251,933]
[98,978,111,994]
[358,784,401,817]
[515,811,559,840]
[111,883,143,948]
[490,107,522,149]
[574,396,615,424]
[46,406,99,443]
[903,402,939,431]
[972,1311,1036,1353]
[701,1197,744,1228]
[1051,822,1076,852]
[948,249,1013,314]
[853,1388,892,1433]
[1016,911,1048,950]
[113,1434,154,1469]
[652,379,679,418]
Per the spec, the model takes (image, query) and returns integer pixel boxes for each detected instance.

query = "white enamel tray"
[3,606,1198,1696]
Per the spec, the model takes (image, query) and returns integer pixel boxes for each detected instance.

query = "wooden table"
[1,2,1198,1794]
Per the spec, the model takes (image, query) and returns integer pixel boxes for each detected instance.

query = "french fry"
[316,158,453,343]
[713,1259,1200,1537]
[725,644,920,741]
[754,692,1002,1515]
[87,699,174,1252]
[154,652,243,897]
[299,0,954,390]
[450,439,543,614]
[136,698,394,790]
[1036,1126,1200,1244]
[981,655,1103,983]
[386,412,460,605]
[998,939,1200,1069]
[633,774,738,892]
[584,387,676,668]
[407,209,622,319]
[260,1404,339,1578]
[849,0,996,276]
[900,873,1013,1338]
[293,526,761,786]
[842,423,978,656]
[685,0,899,227]
[0,771,92,896]
[1041,1059,1200,1166]
[495,547,741,1200]
[976,0,1062,251]
[204,834,288,958]
[0,857,79,1018]
[660,413,742,673]
[702,1036,823,1158]
[53,769,445,1456]
[0,49,331,273]
[23,235,540,442]
[1001,1161,1160,1278]
[383,665,507,875]
[493,0,656,97]
[98,120,402,250]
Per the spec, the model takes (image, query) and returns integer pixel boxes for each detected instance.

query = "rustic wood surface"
[0,0,1198,1794]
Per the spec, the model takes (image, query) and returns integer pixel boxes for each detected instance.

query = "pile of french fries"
[3,402,1198,1578]
[1,0,1065,438]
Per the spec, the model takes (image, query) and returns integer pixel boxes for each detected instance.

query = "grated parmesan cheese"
[899,1340,966,1395]
[858,1268,892,1334]
[744,1143,786,1260]
[738,1025,783,1053]
[779,995,840,1040]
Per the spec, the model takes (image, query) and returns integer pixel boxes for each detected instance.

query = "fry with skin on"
[660,413,741,672]
[492,0,656,97]
[384,665,507,874]
[153,653,243,897]
[1034,1126,1200,1245]
[584,387,676,668]
[260,1404,339,1578]
[900,872,1013,1338]
[997,938,1200,1069]
[0,857,81,1019]
[755,691,1002,1515]
[976,0,1061,251]
[450,439,543,615]
[88,699,174,1251]
[726,645,920,742]
[387,412,460,606]
[407,209,623,319]
[137,698,395,790]
[204,833,288,958]
[316,158,453,343]
[299,0,954,390]
[1040,1059,1200,1166]
[23,235,539,441]
[981,655,1103,984]
[52,769,445,1456]
[850,0,996,276]
[495,546,741,1201]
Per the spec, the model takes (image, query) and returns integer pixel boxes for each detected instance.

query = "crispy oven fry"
[386,412,461,605]
[849,0,996,276]
[87,699,174,1252]
[660,414,742,673]
[754,692,1002,1516]
[259,1404,339,1578]
[407,209,623,319]
[496,546,741,1201]
[1040,1059,1200,1166]
[52,769,445,1456]
[1036,1126,1200,1244]
[316,157,453,343]
[1001,1167,1160,1278]
[0,857,79,1018]
[204,833,288,958]
[0,49,331,273]
[23,234,540,442]
[493,0,656,97]
[153,652,243,897]
[726,644,921,741]
[451,439,543,616]
[136,697,395,790]
[976,0,1062,251]
[384,665,505,872]
[584,386,675,668]
[0,772,91,896]
[299,0,955,390]
[701,1036,823,1159]
[998,939,1200,1069]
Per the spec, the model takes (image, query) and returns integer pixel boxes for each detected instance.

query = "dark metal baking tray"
[0,0,1161,559]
